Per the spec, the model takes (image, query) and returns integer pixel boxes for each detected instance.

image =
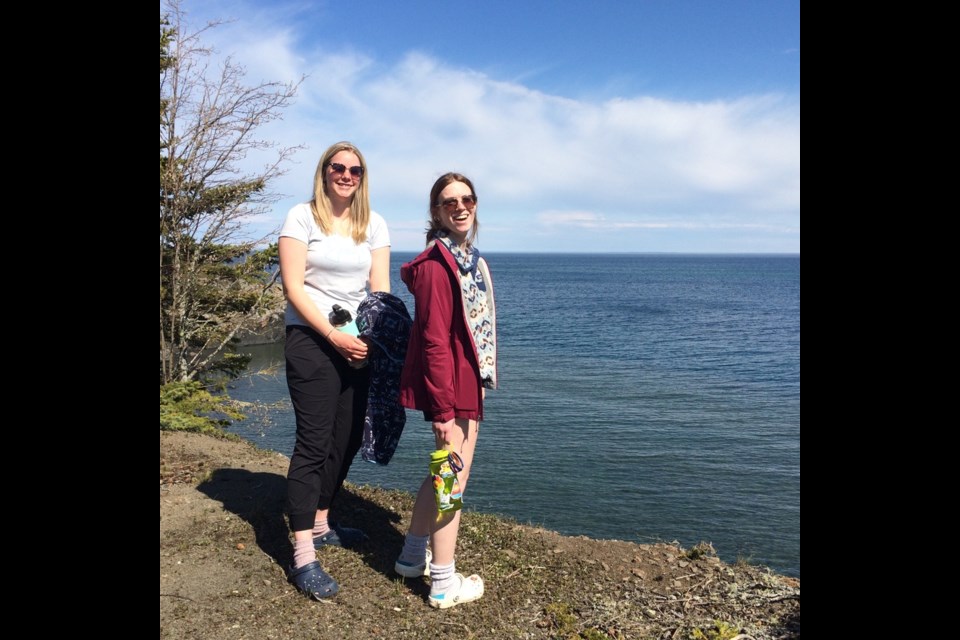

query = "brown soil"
[160,431,799,639]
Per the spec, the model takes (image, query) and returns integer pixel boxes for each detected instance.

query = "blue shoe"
[288,561,339,600]
[313,522,368,549]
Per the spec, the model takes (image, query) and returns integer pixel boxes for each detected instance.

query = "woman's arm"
[368,246,391,293]
[279,236,334,334]
[414,260,457,422]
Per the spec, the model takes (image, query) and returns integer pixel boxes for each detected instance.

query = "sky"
[166,0,800,254]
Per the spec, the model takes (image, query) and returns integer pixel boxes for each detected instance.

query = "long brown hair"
[426,172,479,246]
[310,141,371,244]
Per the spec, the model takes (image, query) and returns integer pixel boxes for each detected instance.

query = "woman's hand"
[432,419,457,447]
[327,331,369,364]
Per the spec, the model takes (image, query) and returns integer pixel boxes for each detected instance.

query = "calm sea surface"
[228,253,800,577]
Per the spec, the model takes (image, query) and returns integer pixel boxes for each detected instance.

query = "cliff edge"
[160,431,799,639]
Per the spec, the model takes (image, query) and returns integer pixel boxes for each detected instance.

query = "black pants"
[285,325,370,532]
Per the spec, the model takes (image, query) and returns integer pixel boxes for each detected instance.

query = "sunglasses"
[438,195,477,211]
[328,162,364,179]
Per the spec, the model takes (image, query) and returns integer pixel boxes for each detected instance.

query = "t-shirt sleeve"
[279,204,311,244]
[368,211,391,250]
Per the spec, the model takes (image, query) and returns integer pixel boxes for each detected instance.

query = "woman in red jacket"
[394,172,497,609]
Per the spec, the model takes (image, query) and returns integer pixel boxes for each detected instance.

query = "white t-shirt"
[279,202,390,328]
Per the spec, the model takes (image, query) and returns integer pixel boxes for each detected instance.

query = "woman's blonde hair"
[310,141,370,244]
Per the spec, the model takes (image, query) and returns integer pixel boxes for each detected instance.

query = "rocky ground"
[160,431,799,639]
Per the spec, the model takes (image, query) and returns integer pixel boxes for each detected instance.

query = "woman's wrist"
[325,327,337,341]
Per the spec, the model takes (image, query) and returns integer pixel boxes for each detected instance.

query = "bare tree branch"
[160,0,302,384]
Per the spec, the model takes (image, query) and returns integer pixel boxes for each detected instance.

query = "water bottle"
[329,304,359,336]
[328,305,366,368]
[430,449,463,514]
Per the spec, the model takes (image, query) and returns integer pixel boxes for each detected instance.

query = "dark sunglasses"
[438,195,477,211]
[328,162,364,178]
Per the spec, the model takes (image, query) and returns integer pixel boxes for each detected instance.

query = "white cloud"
[537,211,607,228]
[179,15,800,253]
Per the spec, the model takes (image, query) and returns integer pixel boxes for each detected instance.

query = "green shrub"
[690,620,741,640]
[160,381,244,435]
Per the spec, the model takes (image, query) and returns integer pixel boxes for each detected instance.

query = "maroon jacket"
[399,243,485,422]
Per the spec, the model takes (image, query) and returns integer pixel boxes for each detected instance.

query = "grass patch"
[685,541,717,561]
[689,620,742,640]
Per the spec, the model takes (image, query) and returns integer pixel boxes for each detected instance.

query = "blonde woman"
[279,142,390,599]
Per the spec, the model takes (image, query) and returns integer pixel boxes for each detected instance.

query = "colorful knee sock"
[429,561,456,596]
[312,518,331,538]
[293,538,316,569]
[398,533,430,566]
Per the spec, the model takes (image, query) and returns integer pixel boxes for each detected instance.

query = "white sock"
[398,533,429,565]
[429,561,456,595]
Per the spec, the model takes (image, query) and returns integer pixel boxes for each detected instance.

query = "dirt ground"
[160,431,799,639]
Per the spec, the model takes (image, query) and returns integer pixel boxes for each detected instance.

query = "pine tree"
[160,1,300,385]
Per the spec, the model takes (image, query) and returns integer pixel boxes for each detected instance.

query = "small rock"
[644,608,657,618]
[678,560,689,568]
[236,543,246,550]
[601,562,610,571]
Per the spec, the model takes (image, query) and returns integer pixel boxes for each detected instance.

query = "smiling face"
[434,181,477,245]
[324,150,363,206]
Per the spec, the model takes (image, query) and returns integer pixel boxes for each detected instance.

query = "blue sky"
[168,0,800,253]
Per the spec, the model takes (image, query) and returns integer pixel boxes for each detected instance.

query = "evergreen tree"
[160,1,300,385]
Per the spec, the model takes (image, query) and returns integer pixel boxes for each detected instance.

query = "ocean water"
[228,253,800,577]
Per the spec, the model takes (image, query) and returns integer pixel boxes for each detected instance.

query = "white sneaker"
[428,573,484,609]
[394,548,432,578]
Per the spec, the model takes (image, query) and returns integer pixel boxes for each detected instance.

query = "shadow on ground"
[197,469,406,578]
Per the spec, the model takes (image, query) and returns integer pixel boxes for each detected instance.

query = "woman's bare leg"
[406,418,479,563]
